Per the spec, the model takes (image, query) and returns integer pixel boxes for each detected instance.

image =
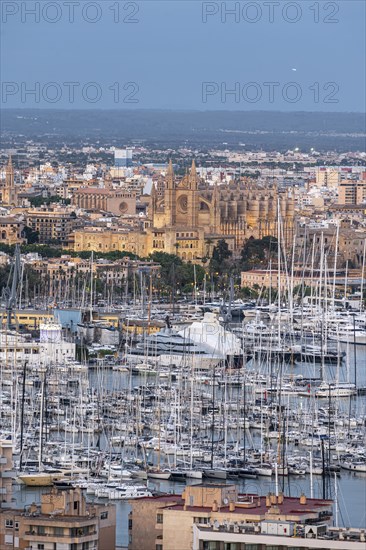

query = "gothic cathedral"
[147,160,294,262]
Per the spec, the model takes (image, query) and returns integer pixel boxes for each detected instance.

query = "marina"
[1,268,366,546]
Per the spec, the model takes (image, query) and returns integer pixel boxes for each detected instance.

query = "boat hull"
[203,469,227,480]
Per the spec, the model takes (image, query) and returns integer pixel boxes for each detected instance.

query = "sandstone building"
[338,178,366,205]
[0,157,18,206]
[72,161,295,263]
[26,205,79,245]
[72,184,137,216]
[147,160,294,261]
[0,216,24,246]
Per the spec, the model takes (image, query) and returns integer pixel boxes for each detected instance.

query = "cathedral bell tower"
[164,159,176,226]
[2,156,17,206]
[185,160,198,227]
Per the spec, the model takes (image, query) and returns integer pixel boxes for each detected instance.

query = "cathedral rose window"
[119,202,128,213]
[178,195,188,213]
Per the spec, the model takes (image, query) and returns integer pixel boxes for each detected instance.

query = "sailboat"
[77,252,119,347]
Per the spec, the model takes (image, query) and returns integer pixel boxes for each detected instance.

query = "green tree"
[209,239,232,274]
[22,226,39,244]
[240,236,278,271]
[148,252,205,296]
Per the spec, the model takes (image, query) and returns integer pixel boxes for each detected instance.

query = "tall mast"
[360,237,366,312]
[5,245,22,329]
[90,251,94,323]
[277,199,281,342]
[332,223,339,312]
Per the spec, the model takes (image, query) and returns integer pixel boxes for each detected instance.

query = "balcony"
[155,535,163,546]
[25,531,98,543]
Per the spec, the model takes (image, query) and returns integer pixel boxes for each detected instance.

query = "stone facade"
[72,161,295,263]
[148,160,294,261]
[0,157,17,206]
[26,206,78,245]
[0,216,24,245]
[72,185,137,216]
[73,227,147,257]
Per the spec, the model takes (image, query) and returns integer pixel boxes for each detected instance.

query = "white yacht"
[105,484,153,500]
[315,382,357,398]
[126,324,222,369]
[179,312,243,366]
[328,323,366,345]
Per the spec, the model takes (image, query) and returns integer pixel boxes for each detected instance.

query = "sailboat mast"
[332,223,339,311]
[360,237,366,311]
[277,199,281,342]
[90,252,94,322]
[19,361,27,471]
[211,368,216,469]
[38,370,46,470]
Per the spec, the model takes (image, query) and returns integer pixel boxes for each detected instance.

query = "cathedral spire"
[5,155,14,188]
[189,159,198,190]
[3,155,16,205]
[104,171,112,189]
[167,159,174,177]
[6,155,14,185]
[166,159,174,189]
[190,159,196,177]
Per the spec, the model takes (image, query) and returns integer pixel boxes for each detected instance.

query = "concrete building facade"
[0,488,116,550]
[127,485,345,550]
[26,206,78,245]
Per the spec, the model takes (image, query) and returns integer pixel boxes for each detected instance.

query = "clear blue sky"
[1,0,365,111]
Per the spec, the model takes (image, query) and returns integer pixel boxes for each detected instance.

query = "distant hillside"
[1,109,365,151]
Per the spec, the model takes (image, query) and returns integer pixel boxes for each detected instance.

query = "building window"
[194,517,210,524]
[37,545,45,550]
[5,519,13,528]
[100,511,108,520]
[156,546,163,550]
[156,513,163,524]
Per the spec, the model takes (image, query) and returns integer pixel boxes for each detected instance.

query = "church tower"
[164,159,176,226]
[2,156,17,206]
[104,171,113,190]
[210,181,221,233]
[187,159,199,227]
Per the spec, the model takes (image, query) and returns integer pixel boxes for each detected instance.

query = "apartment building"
[338,180,366,205]
[127,484,352,550]
[26,206,78,245]
[0,489,115,550]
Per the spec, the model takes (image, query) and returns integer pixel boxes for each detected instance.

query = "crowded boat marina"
[0,246,365,548]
